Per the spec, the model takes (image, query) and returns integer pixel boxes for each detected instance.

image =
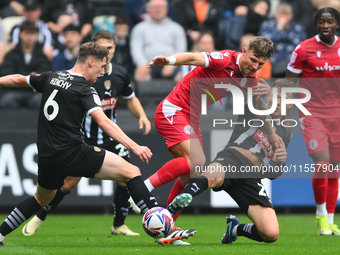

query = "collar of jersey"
[316,34,338,47]
[236,53,243,75]
[67,70,84,77]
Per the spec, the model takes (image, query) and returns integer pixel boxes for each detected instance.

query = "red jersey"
[166,50,257,120]
[287,35,340,117]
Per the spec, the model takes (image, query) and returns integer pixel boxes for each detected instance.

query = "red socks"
[167,178,185,221]
[148,157,191,188]
[312,161,339,213]
[312,161,329,205]
[327,171,339,214]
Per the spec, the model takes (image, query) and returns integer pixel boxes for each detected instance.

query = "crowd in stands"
[0,0,336,109]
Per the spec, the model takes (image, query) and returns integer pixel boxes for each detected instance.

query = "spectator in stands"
[0,0,25,18]
[283,0,316,39]
[113,16,135,80]
[0,21,50,109]
[124,0,176,30]
[10,0,54,60]
[51,13,73,56]
[259,2,306,77]
[174,0,222,50]
[52,24,82,71]
[130,0,186,84]
[0,18,6,66]
[40,0,94,43]
[218,0,270,51]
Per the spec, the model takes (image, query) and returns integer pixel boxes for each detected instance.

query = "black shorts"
[97,141,130,162]
[211,148,273,214]
[38,142,106,190]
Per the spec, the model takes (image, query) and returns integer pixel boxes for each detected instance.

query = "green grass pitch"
[1,214,340,254]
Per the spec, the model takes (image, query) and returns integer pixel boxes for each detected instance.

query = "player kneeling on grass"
[167,79,294,244]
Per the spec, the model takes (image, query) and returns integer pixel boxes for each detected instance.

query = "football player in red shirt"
[286,7,340,236]
[137,37,283,231]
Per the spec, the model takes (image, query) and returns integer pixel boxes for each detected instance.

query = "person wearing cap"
[52,24,82,71]
[10,0,54,60]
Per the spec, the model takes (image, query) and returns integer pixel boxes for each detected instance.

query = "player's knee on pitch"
[260,228,279,243]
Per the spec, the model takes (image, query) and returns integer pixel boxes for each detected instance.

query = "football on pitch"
[142,207,174,238]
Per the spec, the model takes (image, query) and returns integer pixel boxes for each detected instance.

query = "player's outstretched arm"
[148,52,206,67]
[90,109,152,164]
[0,74,29,88]
[125,96,151,135]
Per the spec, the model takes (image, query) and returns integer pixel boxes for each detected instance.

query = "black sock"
[236,223,264,242]
[126,176,158,214]
[113,184,129,227]
[0,197,41,236]
[181,176,209,197]
[36,189,70,221]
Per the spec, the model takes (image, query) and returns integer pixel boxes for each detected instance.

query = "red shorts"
[154,99,203,151]
[299,116,340,161]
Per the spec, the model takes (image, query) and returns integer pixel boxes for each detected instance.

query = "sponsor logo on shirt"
[252,129,274,158]
[211,52,223,59]
[101,97,118,110]
[57,72,74,80]
[93,94,102,106]
[290,52,297,64]
[316,62,340,71]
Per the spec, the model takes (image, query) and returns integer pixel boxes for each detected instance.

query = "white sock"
[144,179,155,192]
[328,213,334,224]
[0,233,4,242]
[316,202,327,216]
[232,224,238,237]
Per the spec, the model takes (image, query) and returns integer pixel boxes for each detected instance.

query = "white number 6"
[44,89,59,121]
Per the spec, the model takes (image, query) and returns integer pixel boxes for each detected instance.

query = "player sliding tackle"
[167,79,294,244]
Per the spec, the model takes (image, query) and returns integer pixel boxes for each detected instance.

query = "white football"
[142,207,174,238]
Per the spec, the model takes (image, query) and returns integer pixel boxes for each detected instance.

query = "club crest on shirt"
[183,125,194,135]
[309,139,318,150]
[104,80,111,90]
[338,48,340,57]
[241,77,247,87]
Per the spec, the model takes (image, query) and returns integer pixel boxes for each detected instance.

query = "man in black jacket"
[0,20,50,109]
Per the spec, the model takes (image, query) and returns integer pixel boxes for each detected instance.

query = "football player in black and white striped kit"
[167,79,295,245]
[21,30,151,237]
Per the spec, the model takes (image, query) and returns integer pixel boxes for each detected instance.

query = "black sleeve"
[28,71,53,92]
[120,68,134,98]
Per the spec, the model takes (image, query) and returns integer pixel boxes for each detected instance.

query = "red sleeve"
[204,50,232,71]
[287,43,306,74]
